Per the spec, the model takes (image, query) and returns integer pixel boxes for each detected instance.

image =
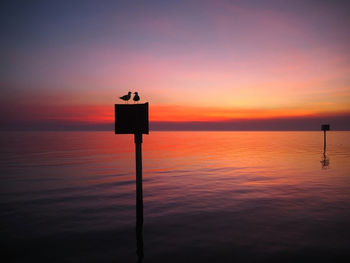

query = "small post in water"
[321,124,330,152]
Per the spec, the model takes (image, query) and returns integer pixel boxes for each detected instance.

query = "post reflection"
[321,151,330,169]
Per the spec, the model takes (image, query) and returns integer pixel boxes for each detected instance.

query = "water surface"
[1,131,350,262]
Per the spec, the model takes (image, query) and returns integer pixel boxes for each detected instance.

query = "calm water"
[1,131,350,262]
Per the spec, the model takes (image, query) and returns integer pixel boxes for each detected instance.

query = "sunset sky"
[1,0,350,130]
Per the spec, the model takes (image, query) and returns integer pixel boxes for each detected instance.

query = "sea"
[1,131,350,262]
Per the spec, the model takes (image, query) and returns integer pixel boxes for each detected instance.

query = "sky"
[1,0,350,130]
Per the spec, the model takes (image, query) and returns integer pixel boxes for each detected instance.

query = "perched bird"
[120,92,132,103]
[133,92,140,103]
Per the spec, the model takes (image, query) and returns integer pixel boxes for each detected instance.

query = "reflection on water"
[321,152,330,169]
[1,131,350,262]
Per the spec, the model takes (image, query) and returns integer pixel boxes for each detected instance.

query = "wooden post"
[320,124,330,169]
[135,132,144,262]
[323,129,326,153]
[321,124,330,153]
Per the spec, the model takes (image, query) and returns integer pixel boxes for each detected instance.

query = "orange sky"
[1,0,350,129]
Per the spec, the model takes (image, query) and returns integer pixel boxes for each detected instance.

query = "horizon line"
[1,114,350,131]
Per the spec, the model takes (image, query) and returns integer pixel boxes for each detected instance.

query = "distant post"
[115,102,149,262]
[321,124,330,152]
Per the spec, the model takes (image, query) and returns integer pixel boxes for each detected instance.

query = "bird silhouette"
[133,92,140,103]
[120,92,132,103]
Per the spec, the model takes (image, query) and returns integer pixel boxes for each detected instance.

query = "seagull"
[120,92,132,103]
[133,92,140,103]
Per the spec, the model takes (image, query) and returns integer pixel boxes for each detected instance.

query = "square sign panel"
[115,103,149,134]
[321,124,330,131]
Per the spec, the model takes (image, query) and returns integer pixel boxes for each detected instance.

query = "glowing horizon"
[1,0,350,129]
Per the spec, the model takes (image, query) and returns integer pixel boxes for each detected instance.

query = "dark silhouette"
[321,124,330,152]
[114,103,149,262]
[321,124,330,169]
[119,91,132,103]
[135,132,144,262]
[133,92,140,104]
[115,103,149,134]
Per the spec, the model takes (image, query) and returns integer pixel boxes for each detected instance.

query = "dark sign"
[321,124,330,131]
[115,103,149,134]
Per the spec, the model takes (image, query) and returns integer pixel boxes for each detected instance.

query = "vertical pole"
[134,132,143,262]
[324,130,326,153]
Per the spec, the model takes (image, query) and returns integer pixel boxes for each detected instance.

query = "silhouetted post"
[115,103,149,262]
[135,132,143,262]
[321,124,330,153]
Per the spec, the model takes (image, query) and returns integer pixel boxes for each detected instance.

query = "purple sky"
[1,0,350,130]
